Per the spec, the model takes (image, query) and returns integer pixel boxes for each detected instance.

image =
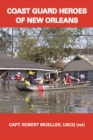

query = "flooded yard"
[0,83,93,113]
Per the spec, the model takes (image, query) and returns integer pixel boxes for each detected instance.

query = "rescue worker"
[25,78,31,85]
[79,74,85,82]
[34,77,43,85]
[28,71,34,84]
[63,72,80,84]
[15,72,21,80]
[53,74,60,83]
[43,73,50,84]
[8,73,11,80]
[3,73,9,85]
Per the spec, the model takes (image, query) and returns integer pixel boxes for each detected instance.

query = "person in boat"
[28,70,42,85]
[43,73,50,84]
[33,71,37,79]
[31,71,43,85]
[25,78,31,85]
[28,71,35,84]
[5,73,12,84]
[49,74,61,86]
[53,74,60,83]
[79,74,85,82]
[3,73,9,84]
[34,77,43,85]
[8,73,11,80]
[15,72,21,80]
[63,72,80,84]
[48,73,61,85]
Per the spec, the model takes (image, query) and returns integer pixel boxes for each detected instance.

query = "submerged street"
[0,83,93,113]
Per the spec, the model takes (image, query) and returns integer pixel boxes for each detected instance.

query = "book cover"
[0,0,93,139]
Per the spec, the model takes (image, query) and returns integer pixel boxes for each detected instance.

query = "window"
[74,71,78,78]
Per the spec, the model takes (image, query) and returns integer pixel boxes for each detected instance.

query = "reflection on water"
[0,84,93,113]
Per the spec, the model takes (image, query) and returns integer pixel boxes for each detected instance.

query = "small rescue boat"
[15,81,90,91]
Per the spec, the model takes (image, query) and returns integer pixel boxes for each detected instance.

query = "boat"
[15,81,90,91]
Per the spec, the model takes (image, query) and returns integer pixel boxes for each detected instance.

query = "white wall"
[37,71,45,79]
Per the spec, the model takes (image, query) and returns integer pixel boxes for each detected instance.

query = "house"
[0,53,56,79]
[61,54,93,81]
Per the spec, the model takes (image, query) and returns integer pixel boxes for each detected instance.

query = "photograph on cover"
[0,27,93,113]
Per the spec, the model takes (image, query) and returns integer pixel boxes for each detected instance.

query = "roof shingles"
[0,53,53,71]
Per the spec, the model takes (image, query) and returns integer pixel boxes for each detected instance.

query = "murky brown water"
[0,83,93,113]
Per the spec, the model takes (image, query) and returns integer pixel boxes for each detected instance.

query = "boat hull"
[15,81,90,91]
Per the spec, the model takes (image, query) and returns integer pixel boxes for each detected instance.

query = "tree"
[17,37,37,61]
[0,28,12,54]
[71,28,93,55]
[13,28,83,69]
[41,28,82,61]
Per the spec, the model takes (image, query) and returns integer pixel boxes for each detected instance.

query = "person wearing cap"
[53,74,60,83]
[28,71,33,75]
[28,71,34,84]
[33,71,37,79]
[43,73,50,84]
[15,72,21,80]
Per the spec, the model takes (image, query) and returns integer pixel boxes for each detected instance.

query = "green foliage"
[15,28,83,65]
[0,28,12,53]
[17,37,37,61]
[2,28,93,68]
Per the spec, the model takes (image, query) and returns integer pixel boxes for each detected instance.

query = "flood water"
[0,83,93,113]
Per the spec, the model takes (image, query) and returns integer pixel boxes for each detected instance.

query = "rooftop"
[62,54,93,72]
[77,54,93,66]
[0,53,54,71]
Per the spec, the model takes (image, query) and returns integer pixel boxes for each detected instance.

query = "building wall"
[88,71,93,81]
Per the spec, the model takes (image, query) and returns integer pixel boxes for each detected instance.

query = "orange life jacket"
[16,74,21,80]
[65,76,72,83]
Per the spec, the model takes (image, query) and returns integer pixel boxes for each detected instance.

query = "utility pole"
[44,54,46,65]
